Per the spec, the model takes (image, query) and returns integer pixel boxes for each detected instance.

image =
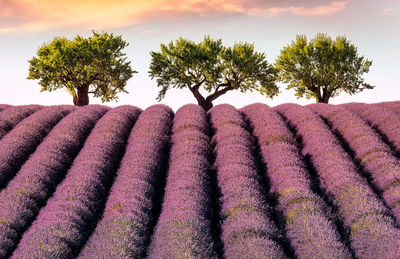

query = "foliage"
[27,31,136,105]
[275,33,373,103]
[149,35,278,111]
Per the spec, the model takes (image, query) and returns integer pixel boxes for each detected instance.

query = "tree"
[275,33,374,103]
[149,35,278,111]
[27,31,136,106]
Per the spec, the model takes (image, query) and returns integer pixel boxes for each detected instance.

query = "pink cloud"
[0,0,350,34]
[378,7,396,16]
[247,1,350,16]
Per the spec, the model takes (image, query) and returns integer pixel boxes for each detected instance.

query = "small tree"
[275,33,374,103]
[149,35,278,111]
[27,31,136,106]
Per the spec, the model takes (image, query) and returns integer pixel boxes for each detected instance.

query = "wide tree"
[275,33,374,103]
[149,35,278,111]
[27,31,136,106]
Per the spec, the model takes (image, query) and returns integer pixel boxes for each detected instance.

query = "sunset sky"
[0,0,399,110]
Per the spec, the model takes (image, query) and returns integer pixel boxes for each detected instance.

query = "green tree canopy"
[27,31,136,106]
[275,33,374,103]
[149,35,278,111]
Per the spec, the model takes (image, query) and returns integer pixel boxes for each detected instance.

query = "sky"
[0,0,399,111]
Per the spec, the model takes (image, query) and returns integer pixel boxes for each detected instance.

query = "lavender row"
[0,105,11,112]
[147,104,217,258]
[341,103,400,154]
[241,103,351,259]
[0,105,42,140]
[309,103,400,223]
[78,104,173,258]
[11,105,141,259]
[275,103,400,258]
[209,104,287,259]
[0,105,75,190]
[0,105,108,258]
[375,101,400,115]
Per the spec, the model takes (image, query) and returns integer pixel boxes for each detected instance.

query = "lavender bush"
[0,105,75,190]
[376,101,400,115]
[209,104,287,259]
[147,104,217,258]
[241,103,352,259]
[341,103,400,154]
[78,104,173,258]
[0,101,399,258]
[309,103,400,223]
[10,105,141,259]
[0,105,42,140]
[275,103,400,258]
[0,105,108,258]
[0,105,11,112]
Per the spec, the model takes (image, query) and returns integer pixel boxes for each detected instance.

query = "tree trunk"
[75,86,89,106]
[73,95,78,105]
[198,100,213,111]
[321,94,330,103]
[189,85,214,111]
[316,87,330,103]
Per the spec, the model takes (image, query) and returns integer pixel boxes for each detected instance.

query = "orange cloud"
[378,7,396,16]
[0,0,350,34]
[250,1,350,16]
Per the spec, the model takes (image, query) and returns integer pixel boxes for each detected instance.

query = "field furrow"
[309,103,400,223]
[0,105,42,140]
[0,105,11,112]
[0,102,398,258]
[241,103,352,259]
[11,105,140,259]
[0,105,108,258]
[209,104,287,259]
[79,104,172,258]
[275,103,400,258]
[375,101,400,115]
[342,103,400,155]
[148,104,218,258]
[0,106,75,190]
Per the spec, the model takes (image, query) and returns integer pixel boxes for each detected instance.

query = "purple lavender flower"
[0,105,75,190]
[308,103,400,224]
[0,105,11,112]
[0,105,42,140]
[147,104,217,259]
[241,103,352,259]
[0,105,108,258]
[375,101,400,115]
[275,103,400,258]
[11,105,142,259]
[79,104,173,259]
[342,102,400,154]
[209,104,287,259]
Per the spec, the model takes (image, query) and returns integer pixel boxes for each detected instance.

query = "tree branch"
[205,82,233,103]
[190,76,206,91]
[188,83,206,105]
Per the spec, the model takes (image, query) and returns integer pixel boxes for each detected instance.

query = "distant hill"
[0,101,400,258]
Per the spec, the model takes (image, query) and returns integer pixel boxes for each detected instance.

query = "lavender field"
[0,101,400,259]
